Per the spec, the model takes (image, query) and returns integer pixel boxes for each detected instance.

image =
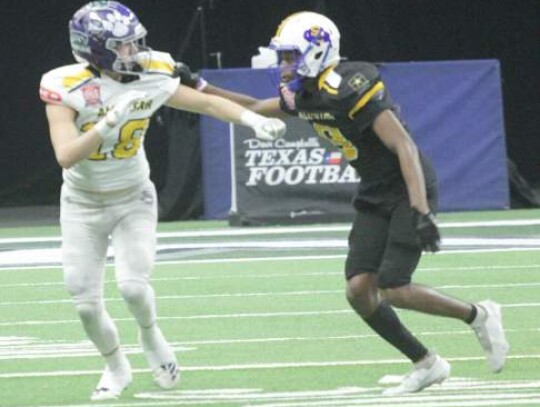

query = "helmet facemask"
[106,29,151,74]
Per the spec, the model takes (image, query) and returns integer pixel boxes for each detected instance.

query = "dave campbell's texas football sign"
[230,118,358,225]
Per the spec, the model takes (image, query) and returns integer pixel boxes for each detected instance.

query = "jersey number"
[312,123,358,161]
[81,119,150,160]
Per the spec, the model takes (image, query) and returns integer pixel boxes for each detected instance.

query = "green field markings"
[3,355,540,379]
[0,210,538,406]
[2,302,540,328]
[2,326,540,362]
[3,281,540,306]
[133,379,540,407]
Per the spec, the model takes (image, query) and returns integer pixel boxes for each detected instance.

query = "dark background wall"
[1,0,539,208]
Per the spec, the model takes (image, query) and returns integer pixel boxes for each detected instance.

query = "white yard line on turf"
[0,303,539,327]
[1,218,539,244]
[1,328,538,360]
[0,237,539,268]
[2,282,540,306]
[1,354,539,379]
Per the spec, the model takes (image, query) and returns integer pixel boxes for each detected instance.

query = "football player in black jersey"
[180,11,509,395]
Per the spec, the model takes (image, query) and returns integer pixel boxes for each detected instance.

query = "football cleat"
[153,362,180,389]
[471,300,509,373]
[91,365,133,401]
[138,329,180,389]
[382,354,451,396]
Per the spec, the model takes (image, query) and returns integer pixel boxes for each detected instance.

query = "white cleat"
[152,362,180,390]
[91,365,133,401]
[471,300,510,373]
[382,354,451,396]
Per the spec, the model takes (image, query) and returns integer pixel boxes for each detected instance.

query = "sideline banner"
[229,119,357,225]
[200,60,509,222]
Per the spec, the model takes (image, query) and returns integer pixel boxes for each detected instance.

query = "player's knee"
[64,270,94,299]
[346,274,379,316]
[118,280,148,305]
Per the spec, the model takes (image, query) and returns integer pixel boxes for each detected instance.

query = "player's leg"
[356,198,449,395]
[345,207,432,366]
[379,199,508,373]
[111,182,179,389]
[378,200,473,318]
[60,186,132,400]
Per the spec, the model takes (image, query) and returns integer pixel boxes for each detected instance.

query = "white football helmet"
[270,11,340,90]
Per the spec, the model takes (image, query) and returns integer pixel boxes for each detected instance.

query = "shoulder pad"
[140,51,175,75]
[337,62,381,96]
[330,62,387,118]
[40,63,95,105]
[317,67,343,96]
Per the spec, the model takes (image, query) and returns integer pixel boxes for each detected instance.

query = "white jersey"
[40,51,180,192]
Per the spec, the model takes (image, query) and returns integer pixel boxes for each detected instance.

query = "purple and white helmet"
[69,1,149,74]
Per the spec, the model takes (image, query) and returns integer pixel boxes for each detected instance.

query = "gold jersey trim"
[61,69,95,91]
[348,81,385,119]
[141,59,174,74]
[317,65,339,95]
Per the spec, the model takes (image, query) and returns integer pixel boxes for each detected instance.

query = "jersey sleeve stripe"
[144,60,174,74]
[317,66,339,95]
[347,81,385,119]
[321,83,338,95]
[62,70,94,91]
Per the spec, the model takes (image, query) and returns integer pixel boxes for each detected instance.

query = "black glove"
[173,62,200,88]
[413,210,441,252]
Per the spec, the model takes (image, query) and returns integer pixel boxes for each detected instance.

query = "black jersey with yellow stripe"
[280,61,434,202]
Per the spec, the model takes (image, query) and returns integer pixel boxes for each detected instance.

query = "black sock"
[363,301,428,363]
[465,304,477,324]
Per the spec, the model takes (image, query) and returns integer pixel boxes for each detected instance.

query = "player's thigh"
[378,201,422,289]
[60,187,110,300]
[345,208,390,280]
[111,183,158,283]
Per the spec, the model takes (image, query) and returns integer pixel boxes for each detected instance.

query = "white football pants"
[60,180,158,355]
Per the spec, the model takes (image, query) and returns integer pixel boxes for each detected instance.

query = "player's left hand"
[253,118,286,141]
[173,62,207,90]
[413,209,441,252]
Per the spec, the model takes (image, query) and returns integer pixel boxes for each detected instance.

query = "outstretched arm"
[202,85,288,118]
[173,62,287,118]
[165,84,285,140]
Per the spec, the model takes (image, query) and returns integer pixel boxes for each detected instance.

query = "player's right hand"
[413,209,441,252]
[94,90,147,140]
[253,118,286,141]
[106,90,148,127]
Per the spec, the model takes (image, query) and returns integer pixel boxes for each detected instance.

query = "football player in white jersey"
[39,1,285,401]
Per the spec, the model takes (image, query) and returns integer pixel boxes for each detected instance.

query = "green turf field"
[0,209,539,406]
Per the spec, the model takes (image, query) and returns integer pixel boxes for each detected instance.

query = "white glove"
[240,110,286,141]
[94,90,147,140]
